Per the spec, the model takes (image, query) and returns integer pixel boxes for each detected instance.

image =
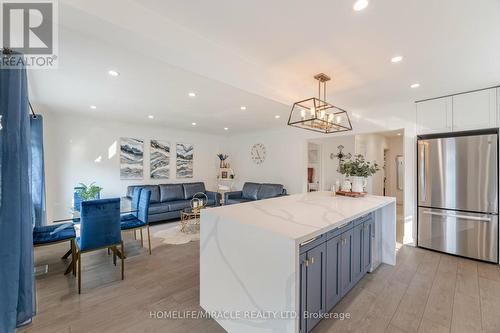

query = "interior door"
[418,133,498,213]
[418,207,498,263]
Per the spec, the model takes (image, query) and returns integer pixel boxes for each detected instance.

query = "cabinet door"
[362,219,374,273]
[453,88,497,131]
[326,234,342,311]
[416,97,452,134]
[305,243,326,332]
[340,229,353,297]
[299,252,307,333]
[351,223,364,284]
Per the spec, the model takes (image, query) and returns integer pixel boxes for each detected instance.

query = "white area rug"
[152,221,199,245]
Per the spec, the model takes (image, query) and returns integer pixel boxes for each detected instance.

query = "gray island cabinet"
[299,213,374,333]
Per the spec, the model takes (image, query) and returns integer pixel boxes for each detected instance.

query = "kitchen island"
[200,191,396,333]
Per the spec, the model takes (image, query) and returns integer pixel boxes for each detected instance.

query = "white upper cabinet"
[416,97,452,135]
[452,88,497,131]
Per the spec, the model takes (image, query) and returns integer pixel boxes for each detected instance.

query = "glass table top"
[52,197,136,223]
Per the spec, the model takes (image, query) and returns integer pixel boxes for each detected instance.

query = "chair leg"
[113,246,117,266]
[140,228,144,247]
[121,241,124,280]
[147,225,152,255]
[71,239,76,276]
[78,251,81,294]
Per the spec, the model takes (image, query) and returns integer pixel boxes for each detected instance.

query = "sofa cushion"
[257,183,284,200]
[127,185,160,203]
[148,203,170,215]
[183,182,206,199]
[226,198,253,205]
[167,200,191,211]
[242,182,261,200]
[159,184,184,202]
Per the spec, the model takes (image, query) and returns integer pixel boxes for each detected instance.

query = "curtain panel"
[0,62,35,332]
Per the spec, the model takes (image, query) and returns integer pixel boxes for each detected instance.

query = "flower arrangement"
[217,153,229,168]
[338,154,380,177]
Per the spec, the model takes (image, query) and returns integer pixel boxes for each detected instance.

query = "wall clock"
[251,143,266,164]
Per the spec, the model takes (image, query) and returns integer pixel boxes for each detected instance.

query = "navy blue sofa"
[126,182,221,222]
[224,182,287,205]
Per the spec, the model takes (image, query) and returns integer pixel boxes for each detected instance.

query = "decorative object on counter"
[217,153,229,168]
[338,154,380,193]
[288,73,353,134]
[120,137,144,179]
[176,143,194,178]
[336,190,367,198]
[341,180,352,192]
[74,182,102,211]
[332,144,352,163]
[150,140,170,179]
[251,143,266,164]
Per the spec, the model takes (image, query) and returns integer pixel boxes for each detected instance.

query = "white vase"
[351,176,367,193]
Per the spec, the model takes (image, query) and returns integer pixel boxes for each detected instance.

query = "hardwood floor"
[22,229,500,333]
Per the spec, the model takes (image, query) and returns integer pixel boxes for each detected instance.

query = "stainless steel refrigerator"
[417,129,499,263]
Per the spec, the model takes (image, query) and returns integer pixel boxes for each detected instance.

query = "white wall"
[309,136,356,191]
[385,136,404,205]
[355,133,389,196]
[43,112,224,222]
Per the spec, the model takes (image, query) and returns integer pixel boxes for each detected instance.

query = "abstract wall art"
[176,143,193,178]
[120,138,144,179]
[150,140,170,179]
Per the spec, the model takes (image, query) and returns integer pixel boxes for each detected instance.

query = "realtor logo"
[1,0,58,68]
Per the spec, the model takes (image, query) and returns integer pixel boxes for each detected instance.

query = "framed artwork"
[120,138,144,179]
[150,140,170,179]
[176,143,193,178]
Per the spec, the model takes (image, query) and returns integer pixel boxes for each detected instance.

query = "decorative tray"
[335,191,367,198]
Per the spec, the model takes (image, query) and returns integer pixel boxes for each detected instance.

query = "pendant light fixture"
[287,73,352,134]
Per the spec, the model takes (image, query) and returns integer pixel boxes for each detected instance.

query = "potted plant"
[74,182,102,211]
[338,155,380,192]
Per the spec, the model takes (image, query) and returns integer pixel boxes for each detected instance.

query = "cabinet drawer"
[326,221,353,240]
[299,234,325,254]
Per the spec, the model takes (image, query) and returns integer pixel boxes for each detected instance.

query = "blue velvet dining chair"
[121,190,152,255]
[120,187,141,222]
[33,223,77,275]
[76,198,123,294]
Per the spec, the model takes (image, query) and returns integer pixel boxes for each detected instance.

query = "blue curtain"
[30,115,46,227]
[0,62,35,331]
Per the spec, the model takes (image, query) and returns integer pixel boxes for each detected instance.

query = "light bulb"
[336,116,342,124]
[300,109,306,119]
[310,107,315,117]
[328,113,334,123]
[319,111,325,120]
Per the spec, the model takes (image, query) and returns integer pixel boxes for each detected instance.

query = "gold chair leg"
[147,225,152,255]
[113,246,117,266]
[121,241,124,280]
[78,251,81,294]
[71,239,76,276]
[140,228,144,247]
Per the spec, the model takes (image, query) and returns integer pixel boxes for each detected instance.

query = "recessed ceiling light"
[410,83,420,89]
[108,70,119,77]
[188,92,196,97]
[191,122,197,126]
[353,0,369,11]
[275,115,281,119]
[391,56,403,63]
[240,106,247,110]
[224,127,229,131]
[148,115,154,119]
[89,105,97,110]
[397,133,402,136]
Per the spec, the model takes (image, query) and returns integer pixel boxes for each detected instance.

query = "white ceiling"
[29,0,500,134]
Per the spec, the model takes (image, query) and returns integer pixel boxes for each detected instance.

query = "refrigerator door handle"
[419,142,427,203]
[422,210,492,222]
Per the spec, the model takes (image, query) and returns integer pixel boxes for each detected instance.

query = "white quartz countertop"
[202,191,395,244]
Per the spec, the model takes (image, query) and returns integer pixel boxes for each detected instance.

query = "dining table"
[50,197,137,275]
